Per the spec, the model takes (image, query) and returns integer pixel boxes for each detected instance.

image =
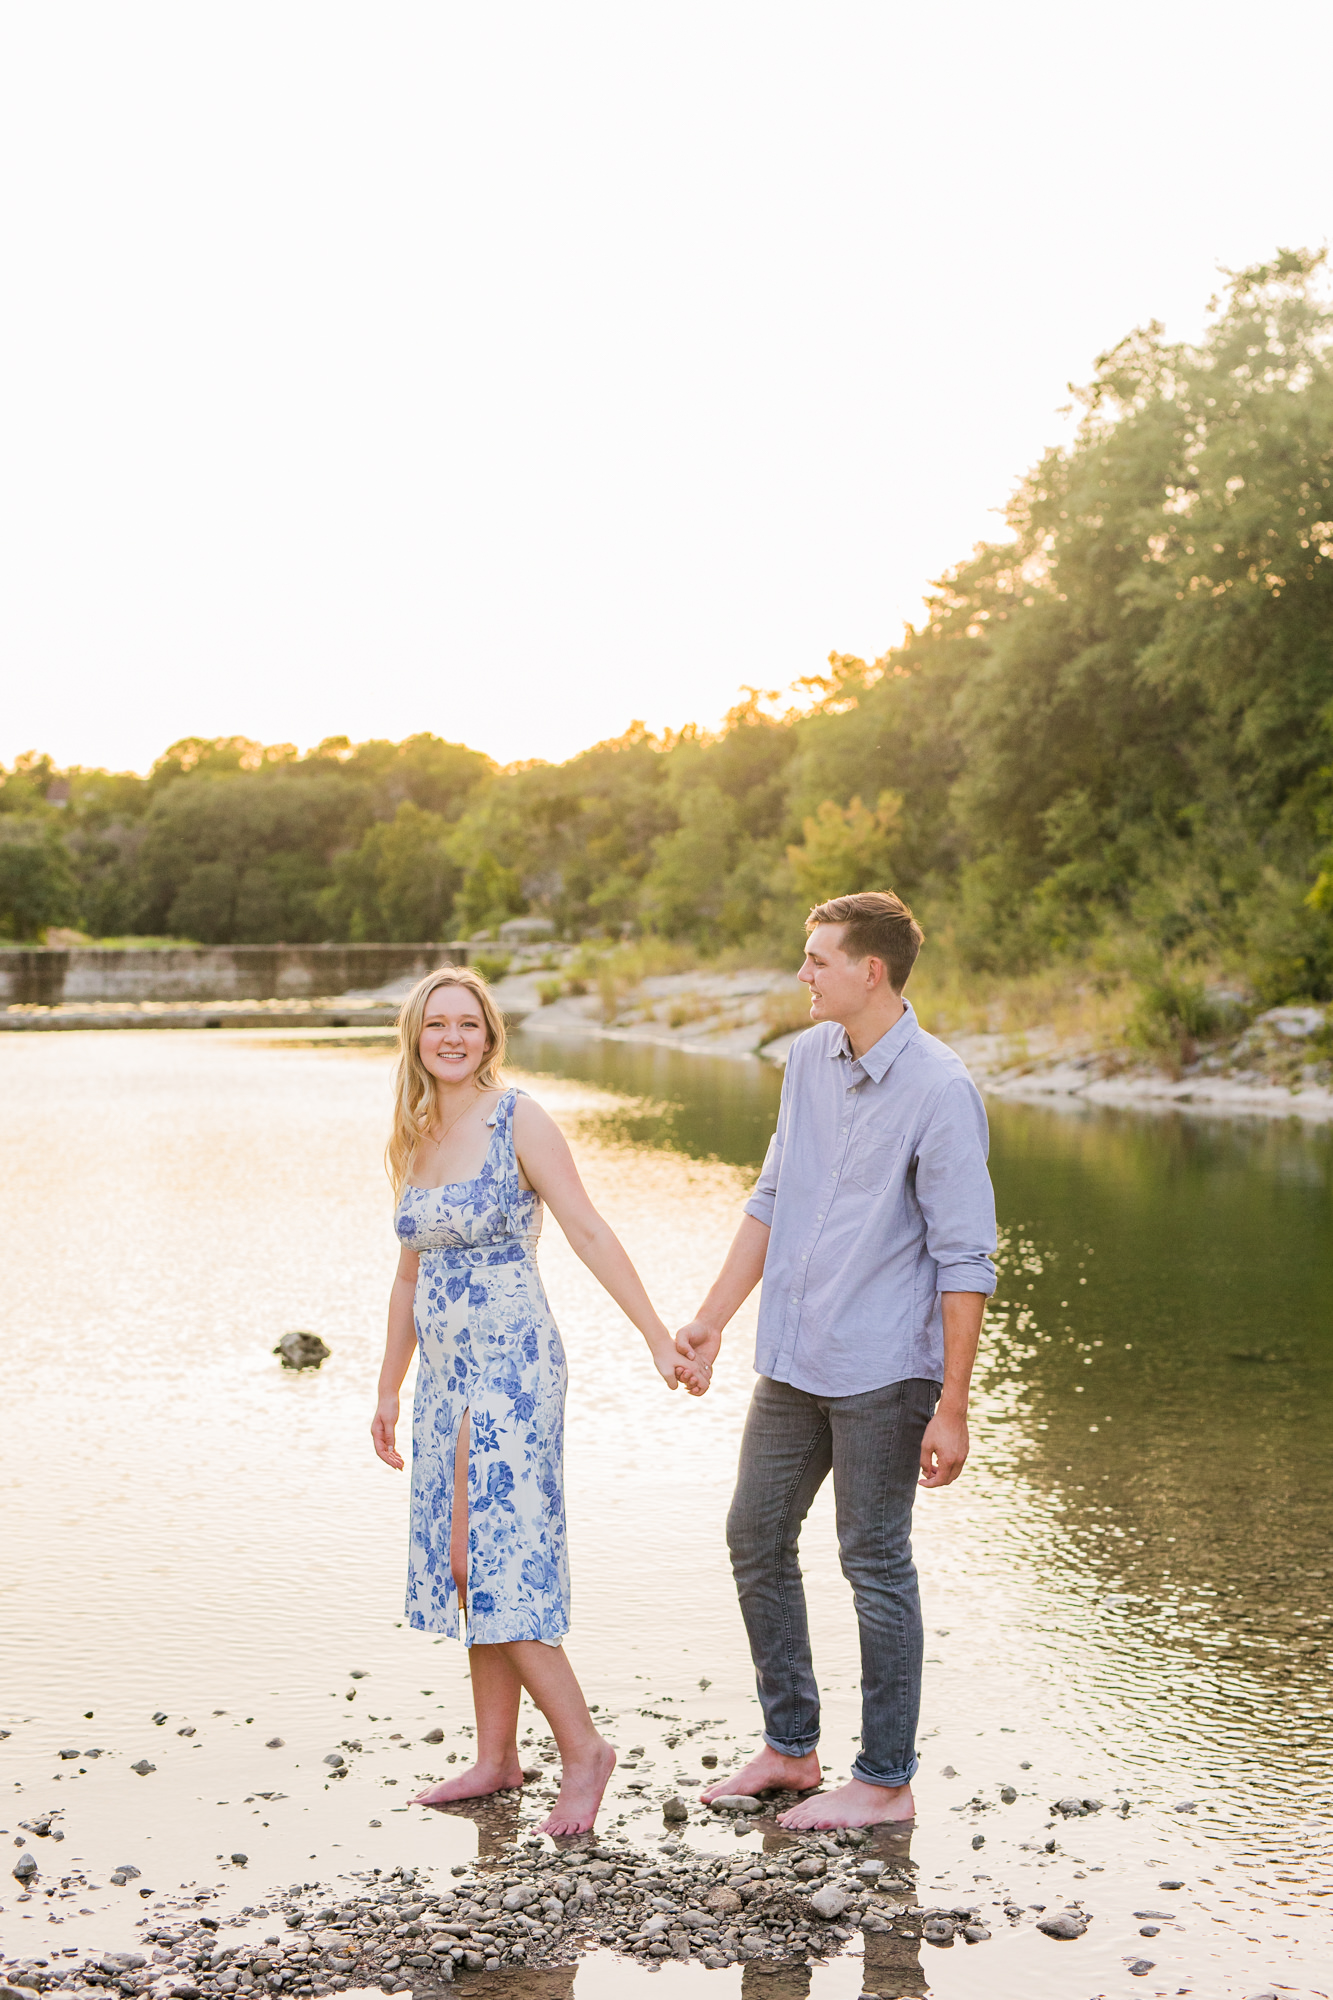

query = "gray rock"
[1000,1785,1017,1803]
[1,1985,41,2000]
[792,1856,825,1879]
[1128,1960,1155,1977]
[1158,1878,1184,1889]
[971,1834,985,1849]
[709,1793,761,1813]
[12,1854,37,1881]
[266,1737,284,1748]
[662,1797,689,1823]
[1133,1909,1176,1919]
[502,1885,537,1912]
[963,1924,991,1942]
[230,1853,248,1867]
[131,1759,156,1775]
[808,1885,848,1921]
[1053,1796,1086,1817]
[1037,1912,1087,1940]
[923,1918,954,1946]
[701,1753,718,1767]
[422,1729,444,1744]
[274,1331,331,1370]
[323,1753,345,1767]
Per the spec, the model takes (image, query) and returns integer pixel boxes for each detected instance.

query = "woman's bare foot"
[700,1745,820,1803]
[413,1758,524,1807]
[538,1737,616,1836]
[777,1777,915,1830]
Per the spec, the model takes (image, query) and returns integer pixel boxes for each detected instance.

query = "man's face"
[799,923,875,1023]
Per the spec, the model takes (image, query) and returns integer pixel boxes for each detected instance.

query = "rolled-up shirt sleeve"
[743,1059,790,1229]
[914,1073,998,1296]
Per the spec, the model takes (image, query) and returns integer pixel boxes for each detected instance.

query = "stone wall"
[0,942,466,1007]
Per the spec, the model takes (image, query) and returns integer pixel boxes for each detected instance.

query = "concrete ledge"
[0,942,467,1006]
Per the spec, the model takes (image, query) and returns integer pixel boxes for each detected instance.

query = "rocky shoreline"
[3,1811,1024,1998]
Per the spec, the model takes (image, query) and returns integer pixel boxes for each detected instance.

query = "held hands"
[919,1404,968,1487]
[674,1318,721,1396]
[644,1325,681,1391]
[371,1396,404,1471]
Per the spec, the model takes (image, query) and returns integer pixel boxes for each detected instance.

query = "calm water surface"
[1,1026,1329,2000]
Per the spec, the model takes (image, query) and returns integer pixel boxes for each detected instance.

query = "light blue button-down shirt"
[743,1002,997,1396]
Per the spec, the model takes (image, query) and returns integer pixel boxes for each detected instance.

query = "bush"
[0,819,80,941]
[470,951,512,984]
[1127,973,1224,1073]
[536,977,563,1006]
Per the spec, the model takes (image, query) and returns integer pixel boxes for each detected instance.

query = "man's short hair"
[806,890,925,992]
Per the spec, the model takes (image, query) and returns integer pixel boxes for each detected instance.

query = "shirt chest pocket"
[844,1130,907,1194]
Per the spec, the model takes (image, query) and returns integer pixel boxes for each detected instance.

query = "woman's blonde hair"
[386,966,508,1198]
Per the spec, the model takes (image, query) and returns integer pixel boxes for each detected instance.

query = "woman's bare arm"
[372,1244,420,1469]
[513,1095,681,1391]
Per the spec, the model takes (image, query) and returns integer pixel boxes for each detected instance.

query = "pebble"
[130,1760,156,1775]
[12,1854,37,1881]
[708,1793,761,1812]
[1128,1958,1155,1976]
[808,1885,848,1920]
[661,1797,689,1822]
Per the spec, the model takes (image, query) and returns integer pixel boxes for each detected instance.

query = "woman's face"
[418,985,491,1089]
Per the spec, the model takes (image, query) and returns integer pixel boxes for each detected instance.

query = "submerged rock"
[274,1330,331,1370]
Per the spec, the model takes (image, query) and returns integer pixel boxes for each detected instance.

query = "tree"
[0,819,80,940]
[785,792,903,909]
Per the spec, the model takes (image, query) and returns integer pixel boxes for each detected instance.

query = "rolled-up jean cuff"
[851,1752,918,1788]
[764,1730,820,1760]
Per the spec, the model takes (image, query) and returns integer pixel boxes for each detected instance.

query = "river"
[1,1025,1329,2000]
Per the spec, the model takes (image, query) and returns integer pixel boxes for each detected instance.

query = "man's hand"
[919,1404,968,1487]
[675,1319,721,1396]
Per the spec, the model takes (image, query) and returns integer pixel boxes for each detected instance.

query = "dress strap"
[493,1087,526,1234]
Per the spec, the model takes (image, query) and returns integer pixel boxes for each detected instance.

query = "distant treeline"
[4,252,1332,1002]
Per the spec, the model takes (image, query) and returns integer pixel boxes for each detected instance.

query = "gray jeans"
[726,1372,939,1788]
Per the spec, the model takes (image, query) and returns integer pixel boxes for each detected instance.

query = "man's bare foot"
[538,1736,616,1836]
[777,1777,915,1830]
[700,1745,820,1804]
[413,1759,524,1807]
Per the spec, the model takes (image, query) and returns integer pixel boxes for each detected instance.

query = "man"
[675,890,996,1829]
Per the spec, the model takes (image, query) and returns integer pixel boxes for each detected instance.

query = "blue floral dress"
[394,1088,570,1647]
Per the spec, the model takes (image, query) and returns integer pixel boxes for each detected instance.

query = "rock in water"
[12,1853,37,1881]
[1037,1912,1088,1939]
[709,1794,761,1813]
[274,1331,331,1371]
[808,1885,848,1921]
[662,1797,689,1822]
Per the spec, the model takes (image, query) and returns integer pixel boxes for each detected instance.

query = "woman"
[371,965,688,1836]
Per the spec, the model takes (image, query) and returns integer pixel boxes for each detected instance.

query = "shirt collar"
[830,998,920,1082]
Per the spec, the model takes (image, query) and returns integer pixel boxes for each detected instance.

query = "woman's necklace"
[425,1090,478,1156]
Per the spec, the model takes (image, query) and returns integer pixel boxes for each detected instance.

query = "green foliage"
[0,818,80,940]
[786,791,902,909]
[470,951,513,984]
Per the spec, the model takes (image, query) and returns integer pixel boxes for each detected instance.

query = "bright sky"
[2,2,1330,778]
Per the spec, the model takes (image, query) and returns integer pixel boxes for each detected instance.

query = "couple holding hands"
[371,891,997,1839]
